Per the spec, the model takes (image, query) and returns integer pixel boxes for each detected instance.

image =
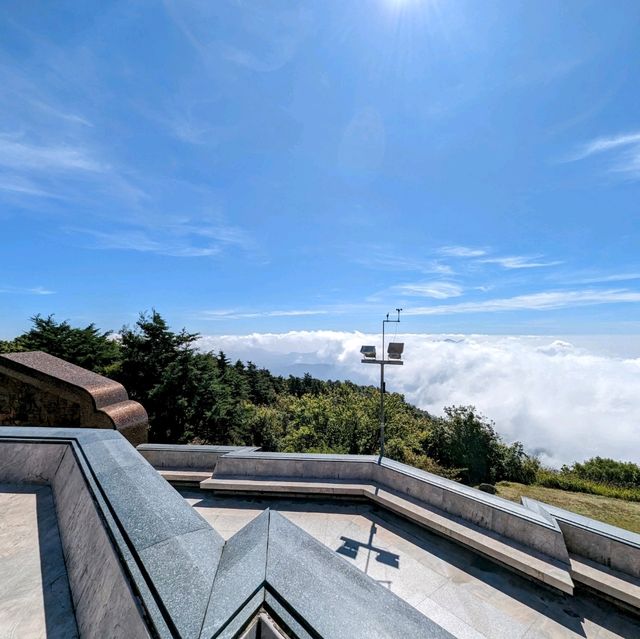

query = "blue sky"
[1,0,640,338]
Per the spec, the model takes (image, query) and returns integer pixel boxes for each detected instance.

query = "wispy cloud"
[0,285,55,295]
[572,132,640,160]
[438,245,487,258]
[353,250,453,276]
[394,281,463,299]
[0,135,105,173]
[568,131,640,179]
[570,273,640,285]
[479,255,563,269]
[28,99,93,128]
[0,175,62,199]
[70,219,255,258]
[405,288,640,316]
[198,309,330,320]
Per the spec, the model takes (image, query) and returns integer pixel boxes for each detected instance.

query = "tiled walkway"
[0,484,78,639]
[181,489,640,639]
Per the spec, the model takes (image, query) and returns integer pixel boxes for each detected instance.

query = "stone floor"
[181,489,640,639]
[0,483,78,639]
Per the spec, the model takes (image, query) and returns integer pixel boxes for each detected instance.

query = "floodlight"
[360,345,377,359]
[387,342,404,360]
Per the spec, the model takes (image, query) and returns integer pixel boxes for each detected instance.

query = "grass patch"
[496,481,640,534]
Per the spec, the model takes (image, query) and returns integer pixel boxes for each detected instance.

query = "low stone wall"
[0,352,148,445]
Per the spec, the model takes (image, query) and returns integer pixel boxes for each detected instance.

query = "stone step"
[159,470,212,483]
[570,555,640,610]
[200,477,574,595]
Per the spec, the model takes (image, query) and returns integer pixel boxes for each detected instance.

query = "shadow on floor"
[337,524,400,569]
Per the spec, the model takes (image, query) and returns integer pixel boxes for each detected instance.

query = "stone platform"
[181,489,640,639]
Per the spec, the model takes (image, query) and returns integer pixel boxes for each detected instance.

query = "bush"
[423,406,538,485]
[536,470,640,502]
[562,457,640,488]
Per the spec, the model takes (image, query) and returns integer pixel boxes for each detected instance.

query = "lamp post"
[360,309,404,460]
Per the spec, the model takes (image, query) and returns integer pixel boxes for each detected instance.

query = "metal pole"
[380,317,386,459]
[380,361,385,459]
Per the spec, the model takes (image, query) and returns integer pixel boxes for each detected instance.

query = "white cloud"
[69,219,254,258]
[406,289,640,316]
[0,135,105,173]
[438,245,487,258]
[395,281,463,299]
[570,273,640,284]
[0,285,55,295]
[197,331,640,467]
[479,255,562,269]
[199,309,330,320]
[0,175,61,199]
[569,131,640,179]
[574,132,640,160]
[353,251,453,276]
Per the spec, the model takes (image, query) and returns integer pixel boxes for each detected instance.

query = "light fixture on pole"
[360,309,404,460]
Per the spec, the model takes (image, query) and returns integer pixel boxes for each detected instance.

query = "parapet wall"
[0,352,148,445]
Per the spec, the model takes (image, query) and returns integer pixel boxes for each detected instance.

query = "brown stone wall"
[0,352,149,444]
[0,373,82,427]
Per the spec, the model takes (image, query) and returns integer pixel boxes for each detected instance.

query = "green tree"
[11,314,120,375]
[116,311,242,444]
[0,339,22,353]
[423,406,505,485]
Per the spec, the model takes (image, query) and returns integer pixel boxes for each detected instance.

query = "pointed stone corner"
[0,351,148,445]
[264,510,454,639]
[201,510,270,639]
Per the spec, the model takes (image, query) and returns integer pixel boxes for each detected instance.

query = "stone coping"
[0,428,452,639]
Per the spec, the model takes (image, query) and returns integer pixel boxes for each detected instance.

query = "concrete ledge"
[159,470,213,483]
[0,437,150,638]
[569,555,640,610]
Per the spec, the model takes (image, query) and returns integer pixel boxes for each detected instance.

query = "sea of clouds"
[197,332,640,467]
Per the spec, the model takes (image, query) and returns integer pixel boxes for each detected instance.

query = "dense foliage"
[561,457,640,488]
[1,314,120,375]
[0,312,553,487]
